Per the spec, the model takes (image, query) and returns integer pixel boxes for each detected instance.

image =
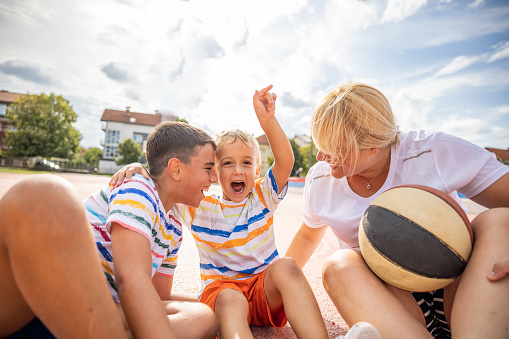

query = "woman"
[285,82,509,338]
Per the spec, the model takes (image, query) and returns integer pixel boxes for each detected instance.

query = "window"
[106,130,120,144]
[104,146,118,158]
[133,133,148,145]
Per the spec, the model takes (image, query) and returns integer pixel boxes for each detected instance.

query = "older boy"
[0,122,217,338]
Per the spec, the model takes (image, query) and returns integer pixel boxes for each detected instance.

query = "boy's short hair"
[214,129,261,165]
[146,121,216,177]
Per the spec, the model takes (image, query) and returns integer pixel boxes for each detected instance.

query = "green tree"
[115,138,142,165]
[299,141,318,175]
[83,147,103,167]
[6,93,81,158]
[175,116,189,124]
[290,138,305,176]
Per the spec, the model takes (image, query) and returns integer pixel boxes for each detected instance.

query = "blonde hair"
[214,129,261,165]
[311,83,399,171]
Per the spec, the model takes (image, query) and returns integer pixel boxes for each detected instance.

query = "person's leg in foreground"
[322,208,509,338]
[0,175,127,338]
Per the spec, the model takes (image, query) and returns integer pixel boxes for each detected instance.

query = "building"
[256,133,314,175]
[98,107,175,174]
[256,134,272,175]
[486,147,509,165]
[293,134,312,148]
[0,90,23,153]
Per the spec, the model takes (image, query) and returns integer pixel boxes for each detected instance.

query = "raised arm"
[253,84,294,192]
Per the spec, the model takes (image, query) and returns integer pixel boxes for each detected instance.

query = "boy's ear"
[255,163,261,179]
[167,158,182,180]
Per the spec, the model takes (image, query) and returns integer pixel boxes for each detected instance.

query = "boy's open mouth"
[231,181,245,193]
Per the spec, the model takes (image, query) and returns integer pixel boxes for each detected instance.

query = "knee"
[168,301,218,339]
[4,174,77,209]
[215,288,247,310]
[269,257,304,282]
[471,207,509,241]
[322,250,364,290]
[1,175,83,237]
[192,303,218,339]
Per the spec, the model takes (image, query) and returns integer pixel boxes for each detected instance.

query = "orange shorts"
[199,266,287,328]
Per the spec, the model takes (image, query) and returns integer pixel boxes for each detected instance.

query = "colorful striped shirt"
[175,167,287,295]
[84,174,183,302]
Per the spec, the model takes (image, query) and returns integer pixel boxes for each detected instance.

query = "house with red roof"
[98,107,175,173]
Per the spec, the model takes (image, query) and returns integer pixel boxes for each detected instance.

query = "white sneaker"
[336,322,381,339]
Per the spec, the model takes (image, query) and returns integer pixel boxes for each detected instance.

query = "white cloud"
[468,0,486,10]
[433,55,483,77]
[387,88,436,131]
[439,114,492,142]
[0,0,508,149]
[492,105,509,116]
[488,41,509,63]
[382,0,427,23]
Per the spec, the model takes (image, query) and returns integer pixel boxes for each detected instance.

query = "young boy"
[112,85,330,338]
[0,122,217,338]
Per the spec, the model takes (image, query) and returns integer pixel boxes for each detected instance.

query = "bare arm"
[152,274,174,301]
[469,172,509,208]
[253,84,294,193]
[111,223,176,338]
[285,222,328,268]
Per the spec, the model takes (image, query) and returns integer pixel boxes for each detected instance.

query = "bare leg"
[163,300,217,339]
[215,288,253,339]
[264,257,328,339]
[116,297,217,339]
[0,175,126,338]
[450,208,509,338]
[322,249,432,338]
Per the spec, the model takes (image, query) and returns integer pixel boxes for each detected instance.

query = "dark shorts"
[412,289,451,339]
[5,316,56,339]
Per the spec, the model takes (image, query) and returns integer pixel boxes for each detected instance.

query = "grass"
[0,167,111,176]
[0,167,53,174]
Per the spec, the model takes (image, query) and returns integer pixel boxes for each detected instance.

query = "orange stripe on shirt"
[201,272,252,281]
[192,217,274,250]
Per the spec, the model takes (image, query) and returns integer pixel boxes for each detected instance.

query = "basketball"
[358,185,473,292]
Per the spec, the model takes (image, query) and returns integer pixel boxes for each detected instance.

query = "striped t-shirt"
[84,174,183,302]
[176,167,287,294]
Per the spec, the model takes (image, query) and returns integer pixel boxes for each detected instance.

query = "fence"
[0,157,94,174]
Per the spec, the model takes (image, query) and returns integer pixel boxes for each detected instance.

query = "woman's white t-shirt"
[302,130,509,250]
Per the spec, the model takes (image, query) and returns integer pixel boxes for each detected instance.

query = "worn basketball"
[359,185,473,292]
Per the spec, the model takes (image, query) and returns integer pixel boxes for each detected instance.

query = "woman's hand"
[109,163,150,187]
[487,258,509,281]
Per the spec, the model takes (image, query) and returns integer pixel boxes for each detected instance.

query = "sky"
[0,0,508,150]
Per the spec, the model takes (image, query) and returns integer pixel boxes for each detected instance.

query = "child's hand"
[109,163,150,188]
[253,84,277,122]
